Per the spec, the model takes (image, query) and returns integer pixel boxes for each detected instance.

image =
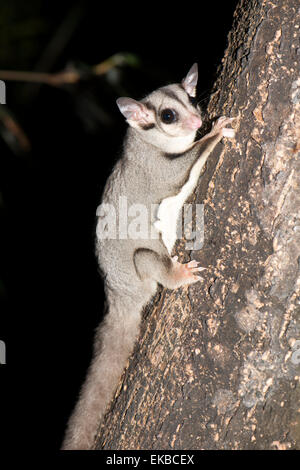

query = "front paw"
[171,256,206,286]
[213,116,236,138]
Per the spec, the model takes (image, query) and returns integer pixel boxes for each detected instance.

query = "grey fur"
[62,64,235,450]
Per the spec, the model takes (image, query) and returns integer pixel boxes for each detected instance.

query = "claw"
[171,256,206,286]
[187,260,198,268]
[188,260,206,272]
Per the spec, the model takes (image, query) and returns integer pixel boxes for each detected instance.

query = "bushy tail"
[61,299,141,450]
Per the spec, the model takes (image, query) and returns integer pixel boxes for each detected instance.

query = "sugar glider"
[62,64,235,449]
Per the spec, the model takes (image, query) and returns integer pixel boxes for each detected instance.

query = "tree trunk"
[94,0,300,450]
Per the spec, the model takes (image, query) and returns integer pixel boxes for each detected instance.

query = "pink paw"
[171,256,206,286]
[213,116,235,138]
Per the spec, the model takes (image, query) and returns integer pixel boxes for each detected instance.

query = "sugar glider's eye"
[160,108,177,124]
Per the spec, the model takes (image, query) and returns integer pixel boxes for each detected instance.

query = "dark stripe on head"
[144,101,156,113]
[160,88,188,109]
[140,123,156,130]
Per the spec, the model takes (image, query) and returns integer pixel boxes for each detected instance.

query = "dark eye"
[160,108,177,124]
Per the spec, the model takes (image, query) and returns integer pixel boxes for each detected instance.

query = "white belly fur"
[154,153,208,254]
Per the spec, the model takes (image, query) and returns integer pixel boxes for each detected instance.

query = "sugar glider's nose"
[185,114,202,130]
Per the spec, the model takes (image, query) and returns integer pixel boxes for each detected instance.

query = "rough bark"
[94,0,300,450]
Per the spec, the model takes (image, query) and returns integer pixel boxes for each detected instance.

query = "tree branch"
[0,52,139,86]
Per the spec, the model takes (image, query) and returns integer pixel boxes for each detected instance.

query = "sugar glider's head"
[116,64,202,154]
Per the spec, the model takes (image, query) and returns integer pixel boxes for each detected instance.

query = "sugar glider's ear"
[181,63,198,97]
[116,97,151,124]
